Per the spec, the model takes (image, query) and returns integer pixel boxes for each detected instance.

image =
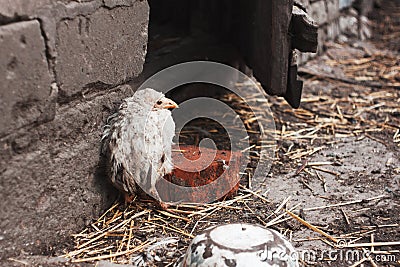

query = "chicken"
[102,88,178,207]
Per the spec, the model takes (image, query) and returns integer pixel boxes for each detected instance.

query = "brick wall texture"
[0,0,149,260]
[0,0,149,137]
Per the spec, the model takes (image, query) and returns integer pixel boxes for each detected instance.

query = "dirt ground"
[13,2,399,267]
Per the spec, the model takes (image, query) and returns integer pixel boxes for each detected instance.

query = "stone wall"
[296,0,374,63]
[0,0,149,260]
[0,0,149,138]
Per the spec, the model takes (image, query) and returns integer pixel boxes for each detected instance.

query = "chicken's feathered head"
[133,88,179,110]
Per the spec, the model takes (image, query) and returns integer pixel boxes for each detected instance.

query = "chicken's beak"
[163,99,179,109]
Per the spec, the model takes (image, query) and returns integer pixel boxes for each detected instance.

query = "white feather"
[102,88,176,200]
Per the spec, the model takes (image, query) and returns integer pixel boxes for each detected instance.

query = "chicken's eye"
[156,100,162,105]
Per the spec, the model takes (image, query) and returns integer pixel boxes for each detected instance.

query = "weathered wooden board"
[235,0,294,96]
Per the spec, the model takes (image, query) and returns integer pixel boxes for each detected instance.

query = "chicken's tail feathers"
[100,111,121,156]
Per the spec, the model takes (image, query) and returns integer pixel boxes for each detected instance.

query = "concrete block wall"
[0,0,149,137]
[0,20,54,136]
[0,0,149,261]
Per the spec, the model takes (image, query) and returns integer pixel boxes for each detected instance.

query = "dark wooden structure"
[147,0,318,108]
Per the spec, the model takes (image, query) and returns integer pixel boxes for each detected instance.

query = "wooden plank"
[235,0,293,96]
[270,0,293,95]
[291,5,318,53]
